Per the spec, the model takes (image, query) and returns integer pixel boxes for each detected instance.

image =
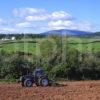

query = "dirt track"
[0,81,100,100]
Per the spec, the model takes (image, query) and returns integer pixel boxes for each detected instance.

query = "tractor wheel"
[39,78,49,87]
[24,79,33,87]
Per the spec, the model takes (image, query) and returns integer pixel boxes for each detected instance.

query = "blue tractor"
[19,68,51,87]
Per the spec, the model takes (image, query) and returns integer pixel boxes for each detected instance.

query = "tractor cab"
[33,68,46,78]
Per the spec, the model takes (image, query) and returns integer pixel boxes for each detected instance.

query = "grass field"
[67,37,100,52]
[0,39,39,54]
[68,42,100,52]
[0,42,39,54]
[0,37,100,54]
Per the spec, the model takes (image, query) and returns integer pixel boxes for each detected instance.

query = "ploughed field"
[1,81,100,100]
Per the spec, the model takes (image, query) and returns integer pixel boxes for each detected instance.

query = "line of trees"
[0,34,45,40]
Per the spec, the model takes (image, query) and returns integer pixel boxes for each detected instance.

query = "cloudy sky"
[0,0,100,33]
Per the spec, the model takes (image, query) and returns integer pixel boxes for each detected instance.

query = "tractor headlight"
[19,76,22,82]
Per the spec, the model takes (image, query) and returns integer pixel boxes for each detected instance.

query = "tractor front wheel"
[24,79,33,87]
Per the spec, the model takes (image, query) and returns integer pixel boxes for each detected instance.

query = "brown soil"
[0,81,100,100]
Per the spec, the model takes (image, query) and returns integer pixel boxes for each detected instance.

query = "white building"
[1,37,15,41]
[11,37,15,40]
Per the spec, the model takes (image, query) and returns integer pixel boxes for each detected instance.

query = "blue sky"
[0,0,100,33]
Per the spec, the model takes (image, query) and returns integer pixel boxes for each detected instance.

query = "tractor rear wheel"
[39,78,49,87]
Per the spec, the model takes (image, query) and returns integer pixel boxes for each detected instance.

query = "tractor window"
[33,69,45,77]
[36,70,44,76]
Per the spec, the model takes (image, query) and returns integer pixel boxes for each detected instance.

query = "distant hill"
[74,32,100,38]
[84,32,100,37]
[0,30,100,38]
[41,29,92,36]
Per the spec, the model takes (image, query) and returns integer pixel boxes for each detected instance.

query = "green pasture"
[0,42,39,54]
[0,37,100,54]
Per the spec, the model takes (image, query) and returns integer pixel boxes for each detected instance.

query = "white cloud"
[25,10,73,22]
[13,8,46,17]
[0,28,16,33]
[76,21,92,31]
[48,20,92,31]
[0,7,93,33]
[0,18,3,24]
[48,20,73,27]
[13,8,74,22]
[15,22,32,28]
[25,15,48,21]
[0,18,6,25]
[50,11,73,20]
[48,20,73,29]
